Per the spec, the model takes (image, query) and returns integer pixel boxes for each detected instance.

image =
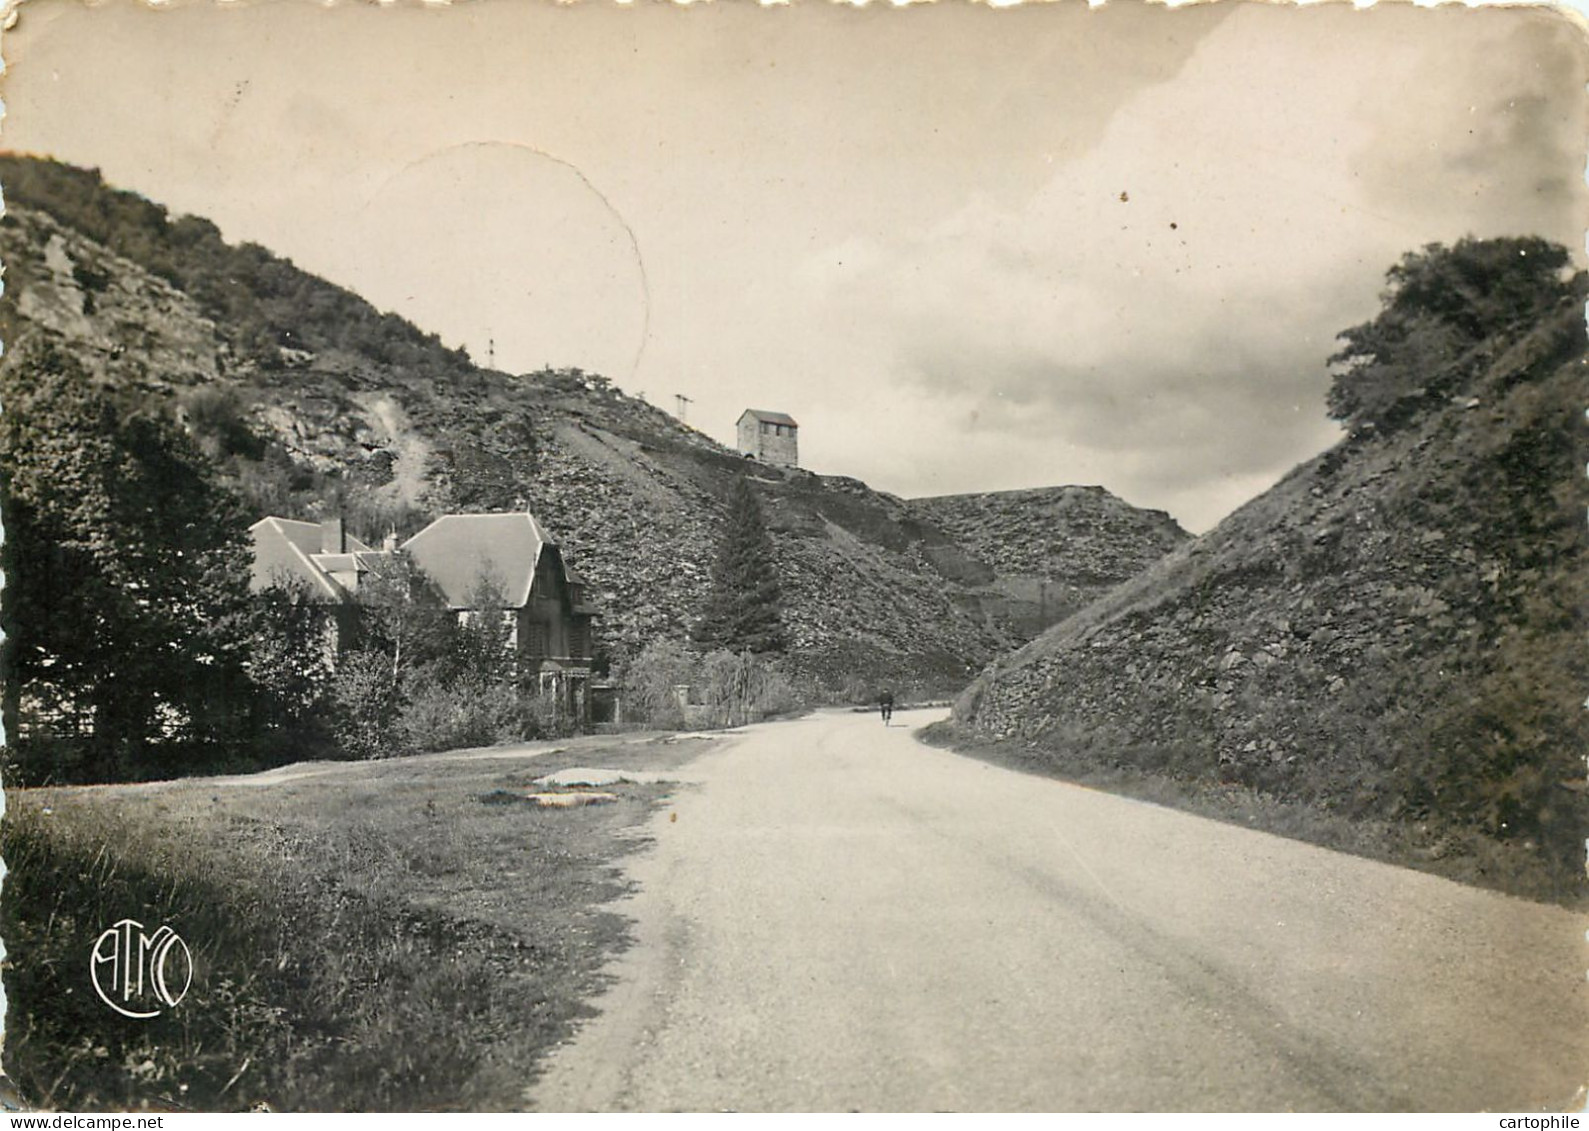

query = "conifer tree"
[692,477,786,655]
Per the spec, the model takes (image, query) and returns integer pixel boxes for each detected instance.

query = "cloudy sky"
[3,0,1585,530]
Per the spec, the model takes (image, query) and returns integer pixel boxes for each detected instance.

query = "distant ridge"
[910,485,1190,637]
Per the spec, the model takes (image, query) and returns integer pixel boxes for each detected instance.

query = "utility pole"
[675,394,694,423]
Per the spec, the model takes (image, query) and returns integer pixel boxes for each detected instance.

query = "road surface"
[529,708,1587,1112]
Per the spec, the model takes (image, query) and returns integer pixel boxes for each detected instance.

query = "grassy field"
[1,732,714,1112]
[922,722,1581,909]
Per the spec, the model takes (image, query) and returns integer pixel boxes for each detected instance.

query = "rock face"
[954,298,1587,895]
[910,486,1189,637]
[0,158,1184,692]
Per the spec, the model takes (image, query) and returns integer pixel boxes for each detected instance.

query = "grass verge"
[2,733,711,1112]
[920,721,1584,910]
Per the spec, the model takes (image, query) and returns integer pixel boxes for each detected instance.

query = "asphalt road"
[529,708,1587,1112]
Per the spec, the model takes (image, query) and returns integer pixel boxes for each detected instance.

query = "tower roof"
[739,409,799,427]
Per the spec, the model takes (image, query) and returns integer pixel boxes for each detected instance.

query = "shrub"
[396,673,541,754]
[330,649,403,759]
[696,650,798,727]
[615,640,694,728]
[179,385,266,460]
[616,641,800,729]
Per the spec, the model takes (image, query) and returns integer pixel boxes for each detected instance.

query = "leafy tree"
[1327,237,1579,428]
[324,554,535,757]
[616,639,695,728]
[349,551,462,678]
[242,571,338,755]
[0,338,260,781]
[326,552,456,755]
[329,648,406,760]
[615,641,797,728]
[692,477,786,655]
[697,649,797,728]
[453,569,518,687]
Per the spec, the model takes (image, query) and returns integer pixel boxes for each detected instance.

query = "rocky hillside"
[910,486,1189,636]
[0,156,1182,691]
[952,278,1587,898]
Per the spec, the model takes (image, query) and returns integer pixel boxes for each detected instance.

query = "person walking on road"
[878,689,895,726]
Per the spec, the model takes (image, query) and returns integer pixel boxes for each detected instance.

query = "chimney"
[382,530,398,553]
[321,517,345,555]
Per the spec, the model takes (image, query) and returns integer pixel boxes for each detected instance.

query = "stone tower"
[736,409,799,468]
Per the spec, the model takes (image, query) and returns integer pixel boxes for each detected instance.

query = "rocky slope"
[0,156,1183,691]
[910,486,1189,636]
[952,293,1588,897]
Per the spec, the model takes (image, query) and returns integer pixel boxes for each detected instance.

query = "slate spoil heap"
[913,486,1189,636]
[955,296,1587,898]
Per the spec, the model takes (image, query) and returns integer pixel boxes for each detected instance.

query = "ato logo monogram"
[90,919,192,1018]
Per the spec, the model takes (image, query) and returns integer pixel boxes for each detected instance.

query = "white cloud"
[807,4,1587,530]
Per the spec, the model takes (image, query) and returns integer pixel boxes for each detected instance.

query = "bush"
[615,640,695,728]
[616,641,800,729]
[330,649,402,759]
[396,673,542,754]
[696,650,798,727]
[837,673,875,706]
[179,385,266,460]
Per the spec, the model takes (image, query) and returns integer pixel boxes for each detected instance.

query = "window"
[525,622,548,658]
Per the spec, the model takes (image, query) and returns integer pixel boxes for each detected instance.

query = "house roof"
[248,517,376,600]
[309,553,364,574]
[738,409,799,427]
[400,512,549,609]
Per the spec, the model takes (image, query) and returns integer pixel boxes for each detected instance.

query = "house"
[249,511,601,722]
[736,409,799,468]
[401,512,599,721]
[249,516,386,601]
[248,516,389,659]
